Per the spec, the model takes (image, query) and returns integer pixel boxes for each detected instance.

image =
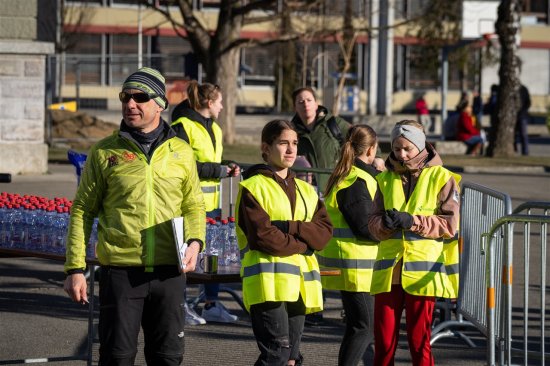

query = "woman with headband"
[367,120,461,366]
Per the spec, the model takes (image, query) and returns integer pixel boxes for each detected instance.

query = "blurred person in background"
[291,87,351,193]
[455,99,485,156]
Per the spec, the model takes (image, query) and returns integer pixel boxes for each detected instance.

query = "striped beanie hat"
[122,67,167,109]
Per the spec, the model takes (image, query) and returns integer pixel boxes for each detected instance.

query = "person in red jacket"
[415,93,432,133]
[455,100,485,156]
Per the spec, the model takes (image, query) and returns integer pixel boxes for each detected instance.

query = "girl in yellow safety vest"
[171,81,241,324]
[367,120,460,366]
[235,119,333,366]
[317,124,382,366]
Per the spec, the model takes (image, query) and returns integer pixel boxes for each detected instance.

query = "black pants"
[515,115,529,155]
[338,291,375,366]
[250,297,306,366]
[98,266,186,366]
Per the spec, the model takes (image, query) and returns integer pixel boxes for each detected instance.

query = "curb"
[447,165,549,174]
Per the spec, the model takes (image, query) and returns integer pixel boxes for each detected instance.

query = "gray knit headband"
[390,124,425,152]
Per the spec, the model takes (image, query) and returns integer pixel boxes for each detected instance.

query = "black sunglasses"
[119,91,159,104]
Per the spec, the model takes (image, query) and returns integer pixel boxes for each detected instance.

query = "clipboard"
[171,216,188,272]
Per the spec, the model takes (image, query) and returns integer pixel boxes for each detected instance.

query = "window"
[397,44,477,91]
[240,45,277,86]
[522,0,549,23]
[65,34,103,84]
[110,34,146,85]
[155,36,193,80]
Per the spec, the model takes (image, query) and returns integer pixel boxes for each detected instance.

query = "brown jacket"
[237,164,333,257]
[367,144,460,283]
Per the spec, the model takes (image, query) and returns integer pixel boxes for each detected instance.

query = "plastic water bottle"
[43,207,57,253]
[0,204,10,246]
[25,208,42,252]
[206,218,221,256]
[218,219,230,266]
[52,208,69,254]
[9,206,25,249]
[205,218,214,248]
[227,217,240,267]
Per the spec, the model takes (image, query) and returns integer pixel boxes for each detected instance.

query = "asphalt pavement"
[1,117,549,365]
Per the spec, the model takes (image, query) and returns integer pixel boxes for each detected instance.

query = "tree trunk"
[216,48,240,144]
[488,0,521,157]
[202,1,243,145]
[332,0,355,117]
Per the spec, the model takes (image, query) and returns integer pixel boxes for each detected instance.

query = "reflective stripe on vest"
[201,185,220,194]
[235,175,323,313]
[243,262,300,277]
[371,166,461,298]
[172,117,223,212]
[317,256,376,270]
[317,166,379,292]
[390,232,459,242]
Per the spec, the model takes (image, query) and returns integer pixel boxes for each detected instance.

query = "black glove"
[302,246,314,256]
[387,209,414,230]
[271,220,289,233]
[383,210,398,230]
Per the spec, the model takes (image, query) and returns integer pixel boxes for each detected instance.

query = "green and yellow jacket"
[64,121,206,272]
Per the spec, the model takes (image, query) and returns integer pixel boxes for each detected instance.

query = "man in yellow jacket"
[63,67,206,366]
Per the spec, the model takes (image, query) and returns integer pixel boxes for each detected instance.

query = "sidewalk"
[3,163,550,365]
[2,109,549,365]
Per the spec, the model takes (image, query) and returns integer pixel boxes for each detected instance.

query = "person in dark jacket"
[515,84,531,156]
[291,87,351,192]
[317,124,382,366]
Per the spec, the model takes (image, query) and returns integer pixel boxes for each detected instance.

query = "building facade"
[59,0,550,117]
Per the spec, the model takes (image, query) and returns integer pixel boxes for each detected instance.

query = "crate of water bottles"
[0,192,98,258]
[204,216,240,273]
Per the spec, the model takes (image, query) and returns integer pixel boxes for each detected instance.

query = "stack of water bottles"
[204,216,240,272]
[0,192,98,258]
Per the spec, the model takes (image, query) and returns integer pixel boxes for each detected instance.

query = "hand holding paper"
[172,216,201,273]
[183,242,201,273]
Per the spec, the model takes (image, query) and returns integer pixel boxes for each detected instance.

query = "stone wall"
[0,0,54,174]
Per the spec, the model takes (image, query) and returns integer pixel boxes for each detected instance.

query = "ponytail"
[324,124,378,197]
[186,80,221,111]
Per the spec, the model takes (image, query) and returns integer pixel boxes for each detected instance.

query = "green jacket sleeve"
[180,145,206,244]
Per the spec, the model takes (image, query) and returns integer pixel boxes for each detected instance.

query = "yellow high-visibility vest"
[172,117,223,212]
[317,166,378,292]
[371,166,461,298]
[235,174,323,313]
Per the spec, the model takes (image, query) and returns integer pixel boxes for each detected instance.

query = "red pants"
[374,285,435,366]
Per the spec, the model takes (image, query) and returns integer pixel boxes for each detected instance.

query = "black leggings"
[338,291,375,366]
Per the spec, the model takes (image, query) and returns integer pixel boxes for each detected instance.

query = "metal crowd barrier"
[485,202,550,366]
[431,182,512,347]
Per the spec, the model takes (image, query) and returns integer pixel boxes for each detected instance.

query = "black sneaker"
[304,312,323,326]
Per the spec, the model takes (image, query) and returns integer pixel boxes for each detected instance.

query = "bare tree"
[55,0,95,103]
[331,0,357,116]
[145,0,323,143]
[487,0,522,157]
